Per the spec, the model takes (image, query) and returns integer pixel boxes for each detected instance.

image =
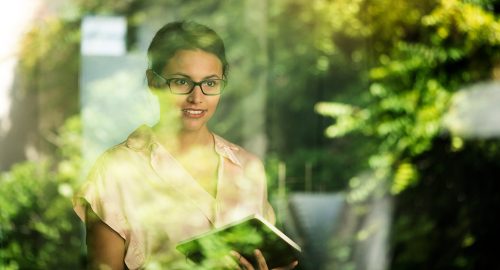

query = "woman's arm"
[85,206,126,270]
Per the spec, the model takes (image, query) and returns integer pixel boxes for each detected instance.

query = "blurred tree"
[265,0,378,192]
[317,0,500,197]
[0,116,84,269]
[312,0,500,268]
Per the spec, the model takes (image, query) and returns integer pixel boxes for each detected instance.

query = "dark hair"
[147,21,228,77]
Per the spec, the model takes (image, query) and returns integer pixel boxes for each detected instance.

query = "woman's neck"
[177,128,213,152]
[152,122,214,155]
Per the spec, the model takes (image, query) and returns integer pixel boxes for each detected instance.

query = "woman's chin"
[180,121,205,133]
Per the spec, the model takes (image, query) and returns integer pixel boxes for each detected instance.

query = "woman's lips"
[182,109,207,118]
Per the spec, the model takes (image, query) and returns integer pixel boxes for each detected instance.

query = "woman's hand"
[230,249,298,270]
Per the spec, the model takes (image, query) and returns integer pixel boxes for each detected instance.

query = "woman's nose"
[187,85,204,103]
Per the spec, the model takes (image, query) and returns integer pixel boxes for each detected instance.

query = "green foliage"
[0,116,84,269]
[310,0,500,268]
[316,0,500,197]
[265,0,376,192]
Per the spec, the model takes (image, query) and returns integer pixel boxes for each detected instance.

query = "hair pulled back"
[147,21,228,78]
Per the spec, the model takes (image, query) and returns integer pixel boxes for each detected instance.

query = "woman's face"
[156,49,223,133]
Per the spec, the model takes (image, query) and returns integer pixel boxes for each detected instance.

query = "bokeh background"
[1,0,499,269]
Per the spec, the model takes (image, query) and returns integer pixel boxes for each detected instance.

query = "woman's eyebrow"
[203,74,222,79]
[167,73,191,78]
[167,73,222,80]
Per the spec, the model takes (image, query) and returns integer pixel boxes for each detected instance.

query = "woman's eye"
[172,79,189,85]
[204,80,217,87]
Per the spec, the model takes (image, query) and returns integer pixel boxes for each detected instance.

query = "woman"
[74,21,298,269]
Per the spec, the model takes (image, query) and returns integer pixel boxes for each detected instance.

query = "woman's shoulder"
[110,125,154,152]
[213,134,263,167]
[90,126,153,171]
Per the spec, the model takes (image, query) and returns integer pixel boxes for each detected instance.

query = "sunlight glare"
[0,0,41,134]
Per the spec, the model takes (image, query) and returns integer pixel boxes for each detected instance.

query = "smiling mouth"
[182,109,207,118]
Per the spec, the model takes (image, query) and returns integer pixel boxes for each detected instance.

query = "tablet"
[176,214,301,268]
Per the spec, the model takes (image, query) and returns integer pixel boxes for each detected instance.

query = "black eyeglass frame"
[151,70,226,96]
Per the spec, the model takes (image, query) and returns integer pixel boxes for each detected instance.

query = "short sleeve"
[73,153,130,240]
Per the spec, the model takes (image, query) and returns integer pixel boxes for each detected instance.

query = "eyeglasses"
[151,70,226,96]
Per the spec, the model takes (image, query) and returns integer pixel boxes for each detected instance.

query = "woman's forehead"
[163,49,223,77]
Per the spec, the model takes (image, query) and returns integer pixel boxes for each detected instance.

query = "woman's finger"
[231,250,254,270]
[223,253,242,269]
[254,249,269,270]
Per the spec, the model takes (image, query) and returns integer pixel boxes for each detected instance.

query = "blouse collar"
[213,134,242,167]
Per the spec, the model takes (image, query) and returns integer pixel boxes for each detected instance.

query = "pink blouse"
[73,126,275,269]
